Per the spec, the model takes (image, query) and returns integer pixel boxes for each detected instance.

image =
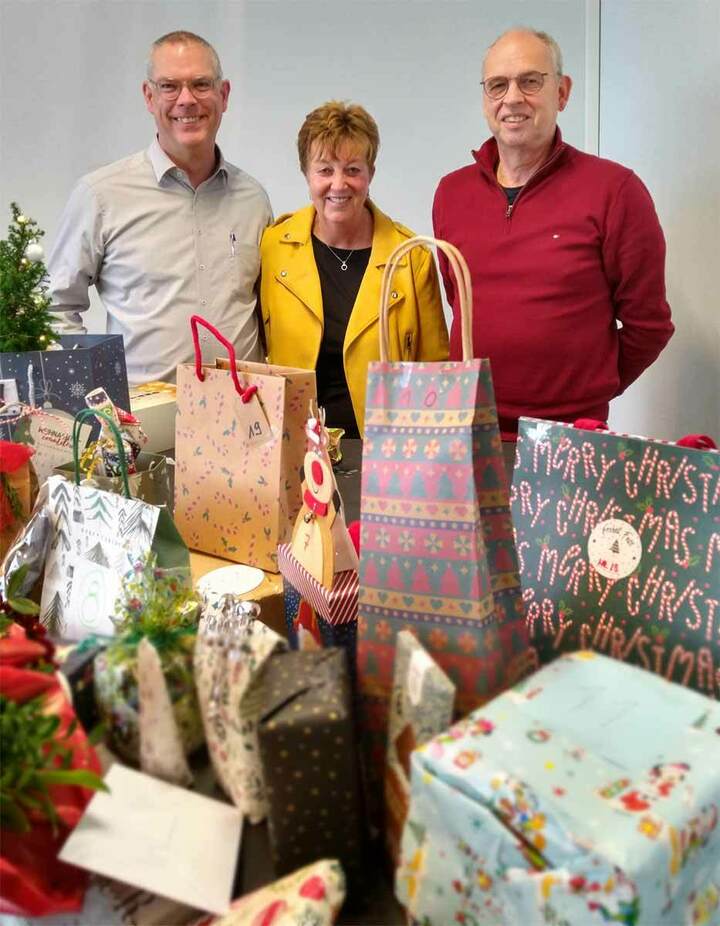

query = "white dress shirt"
[48,138,272,384]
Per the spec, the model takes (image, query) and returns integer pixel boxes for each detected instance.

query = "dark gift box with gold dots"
[256,648,365,885]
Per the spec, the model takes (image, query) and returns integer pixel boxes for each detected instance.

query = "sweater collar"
[472,127,567,183]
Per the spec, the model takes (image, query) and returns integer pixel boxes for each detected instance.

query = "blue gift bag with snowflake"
[0,333,129,438]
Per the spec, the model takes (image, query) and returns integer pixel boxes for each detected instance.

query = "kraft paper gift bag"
[194,596,287,823]
[397,650,720,926]
[174,316,316,570]
[511,419,720,698]
[357,237,528,793]
[40,413,189,640]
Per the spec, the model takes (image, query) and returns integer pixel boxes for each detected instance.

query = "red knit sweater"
[432,130,674,439]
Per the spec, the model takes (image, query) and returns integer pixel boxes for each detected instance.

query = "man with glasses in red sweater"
[433,28,674,477]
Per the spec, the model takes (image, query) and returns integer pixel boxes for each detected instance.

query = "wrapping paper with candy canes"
[511,418,720,698]
[397,651,720,926]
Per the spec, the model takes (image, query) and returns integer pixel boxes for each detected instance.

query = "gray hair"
[146,30,223,80]
[484,27,564,75]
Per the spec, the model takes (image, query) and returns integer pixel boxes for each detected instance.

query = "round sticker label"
[588,518,643,580]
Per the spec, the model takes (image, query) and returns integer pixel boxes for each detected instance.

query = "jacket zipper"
[500,143,566,224]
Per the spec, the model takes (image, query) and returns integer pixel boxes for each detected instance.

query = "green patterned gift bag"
[511,419,720,698]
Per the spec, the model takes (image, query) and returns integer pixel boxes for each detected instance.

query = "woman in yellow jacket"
[260,101,449,438]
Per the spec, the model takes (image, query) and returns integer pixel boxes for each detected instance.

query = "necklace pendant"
[340,261,348,271]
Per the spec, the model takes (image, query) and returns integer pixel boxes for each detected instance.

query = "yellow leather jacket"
[260,202,449,435]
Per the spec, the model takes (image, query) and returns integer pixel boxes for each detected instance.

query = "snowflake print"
[403,438,417,458]
[69,381,88,399]
[453,535,472,556]
[398,530,416,551]
[424,439,440,460]
[424,533,443,553]
[376,528,390,548]
[449,439,466,461]
[114,360,122,376]
[381,438,396,458]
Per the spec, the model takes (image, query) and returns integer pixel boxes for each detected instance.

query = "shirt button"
[201,299,207,305]
[280,270,287,277]
[199,264,206,270]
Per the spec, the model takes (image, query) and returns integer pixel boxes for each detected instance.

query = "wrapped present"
[282,577,358,667]
[130,381,177,454]
[93,553,203,764]
[194,597,287,822]
[511,418,720,698]
[0,334,130,441]
[397,650,720,926]
[192,859,345,926]
[385,631,455,865]
[56,638,107,732]
[256,650,365,885]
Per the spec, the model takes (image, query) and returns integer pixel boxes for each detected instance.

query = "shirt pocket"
[230,242,261,301]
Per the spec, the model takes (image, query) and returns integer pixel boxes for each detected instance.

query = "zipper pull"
[404,332,414,357]
[505,203,514,219]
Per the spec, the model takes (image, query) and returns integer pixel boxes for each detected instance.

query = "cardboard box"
[129,381,177,453]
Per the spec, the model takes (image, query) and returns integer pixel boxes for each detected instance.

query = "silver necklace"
[322,240,355,271]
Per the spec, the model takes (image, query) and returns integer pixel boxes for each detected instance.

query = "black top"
[311,235,372,439]
[502,185,523,205]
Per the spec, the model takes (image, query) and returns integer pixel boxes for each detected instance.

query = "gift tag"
[407,646,436,707]
[66,558,119,638]
[13,409,92,485]
[588,518,643,580]
[234,391,273,447]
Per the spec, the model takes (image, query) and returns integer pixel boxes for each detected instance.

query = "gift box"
[129,381,177,454]
[385,631,455,865]
[0,334,130,440]
[256,650,365,886]
[193,859,345,926]
[511,418,720,698]
[397,650,720,926]
[278,542,358,625]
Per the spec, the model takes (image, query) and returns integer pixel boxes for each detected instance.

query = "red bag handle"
[190,315,258,403]
[573,418,609,431]
[676,434,717,449]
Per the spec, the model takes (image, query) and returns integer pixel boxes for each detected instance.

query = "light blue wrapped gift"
[397,651,720,926]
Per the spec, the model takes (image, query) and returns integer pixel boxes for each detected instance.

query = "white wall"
[0,0,590,333]
[601,0,720,439]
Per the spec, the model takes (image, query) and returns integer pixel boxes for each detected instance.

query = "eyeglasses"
[481,71,552,100]
[148,78,219,100]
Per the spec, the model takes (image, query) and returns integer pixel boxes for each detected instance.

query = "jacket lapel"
[273,206,323,326]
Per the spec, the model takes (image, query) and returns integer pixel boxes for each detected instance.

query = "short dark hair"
[147,31,222,80]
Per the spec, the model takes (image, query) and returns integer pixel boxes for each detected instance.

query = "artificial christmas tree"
[0,203,58,353]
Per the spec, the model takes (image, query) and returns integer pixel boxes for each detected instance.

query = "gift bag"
[0,334,129,440]
[54,409,172,508]
[174,316,316,570]
[194,597,287,823]
[511,419,720,698]
[357,237,527,787]
[40,414,189,640]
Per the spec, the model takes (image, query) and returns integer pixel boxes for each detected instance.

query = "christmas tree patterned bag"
[511,419,720,698]
[357,237,528,791]
[40,414,189,640]
[174,316,315,571]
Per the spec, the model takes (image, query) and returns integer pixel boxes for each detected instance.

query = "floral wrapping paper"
[93,640,203,765]
[194,599,287,823]
[397,651,720,926]
[192,859,345,926]
[511,418,720,699]
[385,631,455,865]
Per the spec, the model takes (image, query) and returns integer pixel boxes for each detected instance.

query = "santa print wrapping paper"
[174,361,316,571]
[511,418,720,698]
[357,359,527,786]
[396,651,720,926]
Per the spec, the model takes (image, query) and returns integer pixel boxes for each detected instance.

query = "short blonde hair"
[147,31,222,80]
[484,27,564,76]
[297,101,380,174]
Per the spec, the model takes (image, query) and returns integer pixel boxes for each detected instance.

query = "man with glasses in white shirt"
[48,31,271,384]
[433,27,673,477]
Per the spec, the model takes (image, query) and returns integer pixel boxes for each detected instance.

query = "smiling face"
[482,30,571,160]
[305,142,374,239]
[143,40,229,165]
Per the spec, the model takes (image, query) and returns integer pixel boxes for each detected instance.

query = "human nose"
[175,82,197,104]
[330,171,347,189]
[503,77,525,104]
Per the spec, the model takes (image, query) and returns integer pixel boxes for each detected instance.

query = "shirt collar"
[147,136,229,186]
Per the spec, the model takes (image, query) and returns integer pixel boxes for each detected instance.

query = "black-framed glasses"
[148,77,219,101]
[481,71,551,100]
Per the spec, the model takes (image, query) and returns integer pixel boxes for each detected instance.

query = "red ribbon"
[304,489,328,517]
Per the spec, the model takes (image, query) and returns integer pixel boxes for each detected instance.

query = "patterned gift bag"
[357,237,527,789]
[511,419,720,698]
[174,316,316,571]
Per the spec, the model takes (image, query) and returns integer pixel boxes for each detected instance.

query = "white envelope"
[59,765,243,915]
